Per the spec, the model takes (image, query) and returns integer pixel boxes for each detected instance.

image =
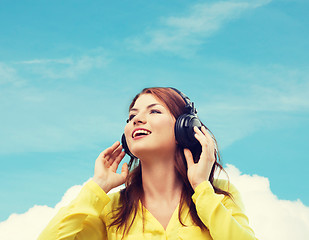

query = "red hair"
[109,87,231,236]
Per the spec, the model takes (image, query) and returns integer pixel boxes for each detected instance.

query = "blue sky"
[0,0,308,222]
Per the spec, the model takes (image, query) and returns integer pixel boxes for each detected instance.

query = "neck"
[140,154,182,204]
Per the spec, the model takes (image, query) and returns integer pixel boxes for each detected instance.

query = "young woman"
[39,87,257,240]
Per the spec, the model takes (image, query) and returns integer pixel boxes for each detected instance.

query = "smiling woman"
[124,94,177,161]
[38,87,258,240]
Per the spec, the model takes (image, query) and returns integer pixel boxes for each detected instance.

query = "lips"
[132,128,152,139]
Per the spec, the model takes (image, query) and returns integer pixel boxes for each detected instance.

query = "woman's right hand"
[93,141,128,193]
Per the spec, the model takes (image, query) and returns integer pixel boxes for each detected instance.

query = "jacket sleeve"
[38,180,110,240]
[192,180,257,240]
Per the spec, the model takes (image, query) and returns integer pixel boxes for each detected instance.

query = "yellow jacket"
[38,179,257,240]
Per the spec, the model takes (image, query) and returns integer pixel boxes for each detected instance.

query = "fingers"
[101,141,121,159]
[194,126,214,149]
[94,142,129,192]
[110,150,126,171]
[120,162,129,179]
[104,146,122,167]
[184,148,194,168]
[99,142,121,166]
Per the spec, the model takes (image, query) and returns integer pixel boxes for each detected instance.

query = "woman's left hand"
[184,126,216,190]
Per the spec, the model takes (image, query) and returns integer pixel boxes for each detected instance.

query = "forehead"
[131,94,164,110]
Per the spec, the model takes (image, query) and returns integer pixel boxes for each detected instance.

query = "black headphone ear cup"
[175,114,189,147]
[175,114,202,148]
[121,134,137,159]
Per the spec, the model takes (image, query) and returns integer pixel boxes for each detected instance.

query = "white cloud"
[0,180,124,240]
[222,164,309,240]
[1,166,308,240]
[15,54,110,79]
[18,58,74,65]
[0,62,25,87]
[127,0,272,55]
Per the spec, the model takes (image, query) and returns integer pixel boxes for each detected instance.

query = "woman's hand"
[184,126,216,190]
[93,141,128,193]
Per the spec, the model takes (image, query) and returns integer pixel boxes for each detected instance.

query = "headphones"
[121,87,202,158]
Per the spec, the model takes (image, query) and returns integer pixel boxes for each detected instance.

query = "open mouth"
[132,129,151,138]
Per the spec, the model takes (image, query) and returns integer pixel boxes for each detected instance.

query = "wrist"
[192,179,207,190]
[92,177,112,193]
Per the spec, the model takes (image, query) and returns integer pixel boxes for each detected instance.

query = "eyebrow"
[130,103,162,112]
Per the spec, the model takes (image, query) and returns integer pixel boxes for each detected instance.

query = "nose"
[133,112,147,125]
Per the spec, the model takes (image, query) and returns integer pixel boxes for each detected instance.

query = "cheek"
[157,117,176,138]
[124,124,131,140]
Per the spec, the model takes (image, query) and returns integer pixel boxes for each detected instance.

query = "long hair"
[109,87,231,235]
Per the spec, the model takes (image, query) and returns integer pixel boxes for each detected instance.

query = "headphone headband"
[169,87,197,115]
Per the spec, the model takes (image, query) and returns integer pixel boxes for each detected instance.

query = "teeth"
[133,129,151,138]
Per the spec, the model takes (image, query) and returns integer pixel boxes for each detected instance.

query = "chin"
[130,147,154,159]
[132,144,176,160]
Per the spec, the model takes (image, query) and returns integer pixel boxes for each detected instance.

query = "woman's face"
[124,94,177,159]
